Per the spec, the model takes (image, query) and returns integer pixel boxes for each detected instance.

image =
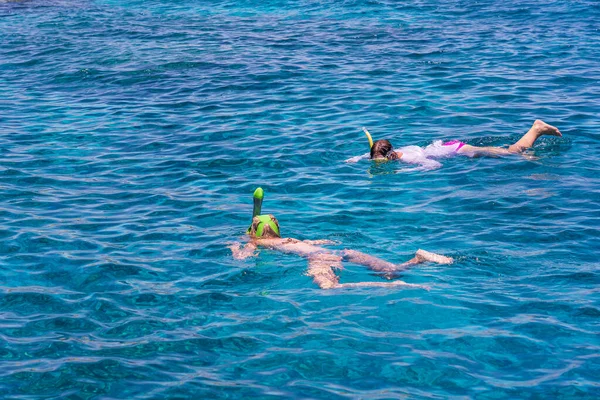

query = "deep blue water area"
[1,0,599,398]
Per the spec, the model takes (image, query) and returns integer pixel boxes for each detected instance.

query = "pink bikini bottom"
[442,140,466,151]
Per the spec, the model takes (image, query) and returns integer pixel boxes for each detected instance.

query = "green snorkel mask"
[247,188,281,238]
[253,214,280,238]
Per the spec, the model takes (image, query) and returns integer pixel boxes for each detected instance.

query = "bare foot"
[533,120,562,138]
[415,249,454,264]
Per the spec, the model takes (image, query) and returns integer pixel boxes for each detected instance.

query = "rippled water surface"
[1,0,599,398]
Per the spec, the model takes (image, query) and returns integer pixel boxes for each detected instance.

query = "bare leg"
[307,254,343,289]
[341,249,398,275]
[336,281,429,290]
[508,120,561,153]
[458,120,561,157]
[342,249,452,279]
[458,144,513,157]
[307,255,428,290]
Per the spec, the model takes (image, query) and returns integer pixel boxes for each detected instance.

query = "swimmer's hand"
[229,242,258,260]
[345,153,370,163]
[303,239,340,245]
[521,153,540,161]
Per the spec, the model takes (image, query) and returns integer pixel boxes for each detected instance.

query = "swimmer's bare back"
[230,237,453,290]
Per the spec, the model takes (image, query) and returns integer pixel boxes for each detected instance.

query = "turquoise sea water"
[1,0,599,398]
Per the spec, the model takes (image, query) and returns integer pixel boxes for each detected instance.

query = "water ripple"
[1,0,600,398]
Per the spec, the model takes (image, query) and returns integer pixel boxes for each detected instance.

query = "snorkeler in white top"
[347,120,562,169]
[229,188,453,290]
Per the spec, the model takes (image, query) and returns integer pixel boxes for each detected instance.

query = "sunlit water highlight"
[1,0,599,398]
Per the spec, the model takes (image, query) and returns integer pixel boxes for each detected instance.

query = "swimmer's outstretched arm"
[345,153,370,163]
[229,242,257,260]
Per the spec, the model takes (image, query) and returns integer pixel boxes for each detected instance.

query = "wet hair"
[370,139,398,160]
[249,214,281,238]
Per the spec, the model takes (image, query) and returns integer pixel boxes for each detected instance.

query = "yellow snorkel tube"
[362,127,374,149]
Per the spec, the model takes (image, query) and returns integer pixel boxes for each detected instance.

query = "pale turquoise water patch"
[1,0,599,398]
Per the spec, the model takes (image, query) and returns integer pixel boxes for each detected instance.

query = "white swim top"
[345,140,464,170]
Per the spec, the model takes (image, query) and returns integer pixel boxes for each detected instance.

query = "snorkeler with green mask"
[230,188,453,290]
